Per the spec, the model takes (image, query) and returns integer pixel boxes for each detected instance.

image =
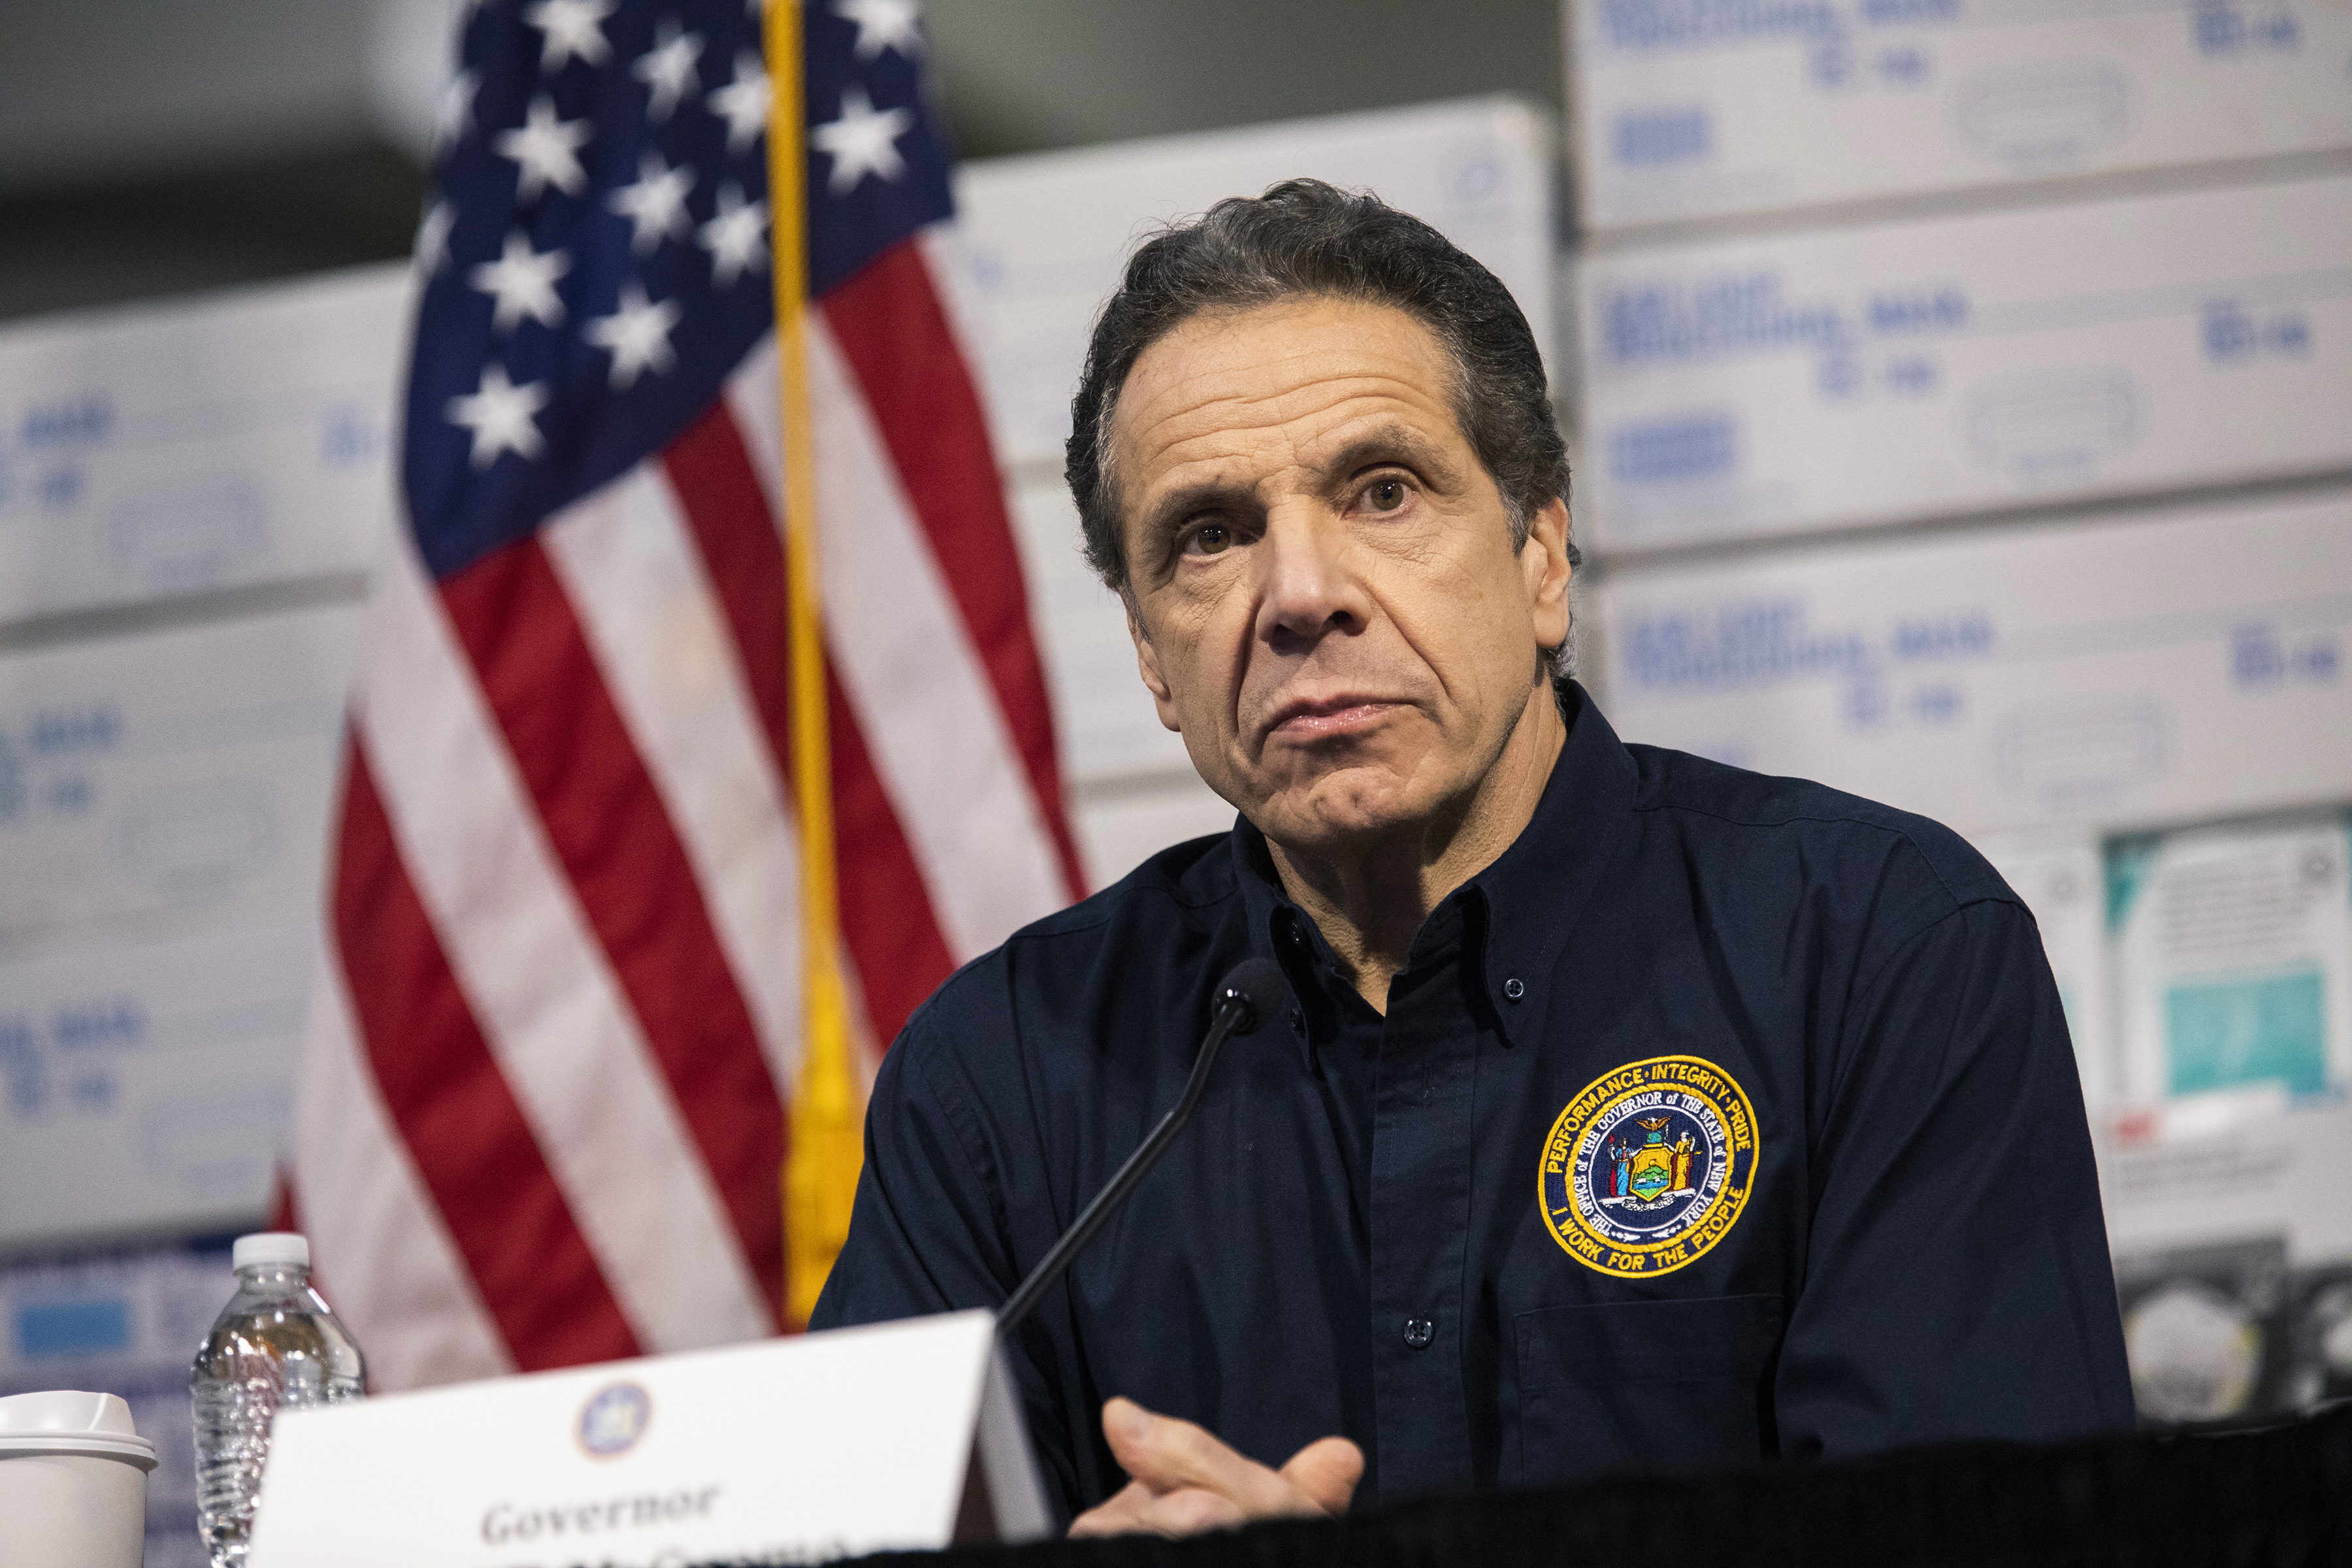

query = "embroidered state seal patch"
[1539,1054,1758,1278]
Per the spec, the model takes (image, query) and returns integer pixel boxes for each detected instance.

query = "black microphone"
[995,956,1290,1338]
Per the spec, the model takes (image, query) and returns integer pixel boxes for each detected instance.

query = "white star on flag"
[585,283,684,389]
[446,364,551,467]
[833,0,924,61]
[523,0,615,69]
[436,69,479,154]
[495,95,593,202]
[811,84,913,195]
[416,201,455,276]
[608,153,696,253]
[707,50,769,152]
[634,18,705,123]
[698,182,768,287]
[470,232,572,331]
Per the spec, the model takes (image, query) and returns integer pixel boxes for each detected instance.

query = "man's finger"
[1099,1397,1309,1518]
[1279,1436,1364,1516]
[1069,1482,1249,1541]
[1067,1479,1158,1539]
[1138,1488,1247,1537]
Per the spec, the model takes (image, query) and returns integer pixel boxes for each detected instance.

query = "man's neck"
[1267,685,1567,1014]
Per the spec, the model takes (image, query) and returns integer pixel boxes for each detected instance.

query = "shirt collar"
[1463,681,1640,1048]
[1225,681,1641,1060]
[1230,820,1322,1068]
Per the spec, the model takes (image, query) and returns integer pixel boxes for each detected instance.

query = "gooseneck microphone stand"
[995,956,1289,1338]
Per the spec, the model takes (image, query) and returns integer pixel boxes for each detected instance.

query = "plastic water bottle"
[190,1232,366,1568]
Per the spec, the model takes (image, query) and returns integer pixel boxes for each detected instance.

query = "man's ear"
[1124,591,1184,734]
[1522,496,1575,655]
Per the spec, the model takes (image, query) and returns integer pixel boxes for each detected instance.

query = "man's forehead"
[1112,298,1462,481]
[1121,297,1452,419]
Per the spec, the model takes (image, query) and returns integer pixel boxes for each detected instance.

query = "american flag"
[285,0,1082,1387]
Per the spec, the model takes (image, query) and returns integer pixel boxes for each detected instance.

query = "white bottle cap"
[232,1232,310,1271]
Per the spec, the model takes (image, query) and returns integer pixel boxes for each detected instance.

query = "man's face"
[1111,295,1573,858]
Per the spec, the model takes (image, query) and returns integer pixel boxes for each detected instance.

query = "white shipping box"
[0,604,361,947]
[945,97,1556,472]
[1575,174,2352,551]
[0,265,408,624]
[1005,478,1184,788]
[2111,813,2352,1107]
[1590,487,2352,840]
[0,922,319,1246]
[2099,1100,2352,1267]
[1569,0,2352,230]
[2095,1096,2352,1420]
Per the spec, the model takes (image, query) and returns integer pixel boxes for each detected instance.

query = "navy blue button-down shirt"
[811,685,2134,1518]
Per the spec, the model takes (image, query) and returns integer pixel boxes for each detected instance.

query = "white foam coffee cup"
[0,1390,158,1568]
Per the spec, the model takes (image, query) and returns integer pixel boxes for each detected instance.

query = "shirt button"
[1503,977,1526,1001]
[1401,1317,1435,1349]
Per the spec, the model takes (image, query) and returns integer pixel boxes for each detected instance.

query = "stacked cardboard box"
[0,269,401,1250]
[1569,0,2352,1423]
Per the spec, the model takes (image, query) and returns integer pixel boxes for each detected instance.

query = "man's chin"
[1244,778,1435,861]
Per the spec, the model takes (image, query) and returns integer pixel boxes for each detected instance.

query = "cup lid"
[0,1390,159,1469]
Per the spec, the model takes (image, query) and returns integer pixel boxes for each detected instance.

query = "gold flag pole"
[766,0,862,1330]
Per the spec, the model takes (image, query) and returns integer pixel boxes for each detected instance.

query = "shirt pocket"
[1511,1294,1784,1488]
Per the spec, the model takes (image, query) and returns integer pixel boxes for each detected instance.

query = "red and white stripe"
[291,239,1081,1388]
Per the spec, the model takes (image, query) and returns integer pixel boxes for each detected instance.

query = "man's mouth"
[1264,695,1398,741]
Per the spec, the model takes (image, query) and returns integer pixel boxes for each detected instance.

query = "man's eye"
[1364,479,1408,513]
[1183,523,1233,556]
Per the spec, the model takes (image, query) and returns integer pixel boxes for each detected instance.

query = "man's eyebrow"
[1137,476,1256,544]
[1126,423,1465,564]
[1311,423,1465,492]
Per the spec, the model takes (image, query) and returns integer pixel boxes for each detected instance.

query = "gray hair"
[1063,178,1578,688]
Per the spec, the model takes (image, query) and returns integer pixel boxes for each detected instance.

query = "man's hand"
[1067,1396,1363,1539]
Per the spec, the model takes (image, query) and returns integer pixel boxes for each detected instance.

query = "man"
[809,180,2134,1533]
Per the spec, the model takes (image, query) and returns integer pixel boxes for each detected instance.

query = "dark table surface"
[781,1401,2352,1568]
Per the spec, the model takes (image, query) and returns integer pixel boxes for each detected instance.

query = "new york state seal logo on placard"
[1539,1054,1758,1278]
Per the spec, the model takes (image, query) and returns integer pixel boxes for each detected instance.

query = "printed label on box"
[1575,174,2352,549]
[1592,487,2352,838]
[0,604,361,945]
[0,267,408,623]
[2110,813,2352,1106]
[0,921,322,1245]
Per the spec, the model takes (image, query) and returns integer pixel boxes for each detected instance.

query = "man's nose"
[1252,505,1365,649]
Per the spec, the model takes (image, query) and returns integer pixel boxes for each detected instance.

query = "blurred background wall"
[0,4,2346,1562]
[0,0,1564,319]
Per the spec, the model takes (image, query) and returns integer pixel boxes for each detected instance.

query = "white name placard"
[248,1311,1049,1567]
